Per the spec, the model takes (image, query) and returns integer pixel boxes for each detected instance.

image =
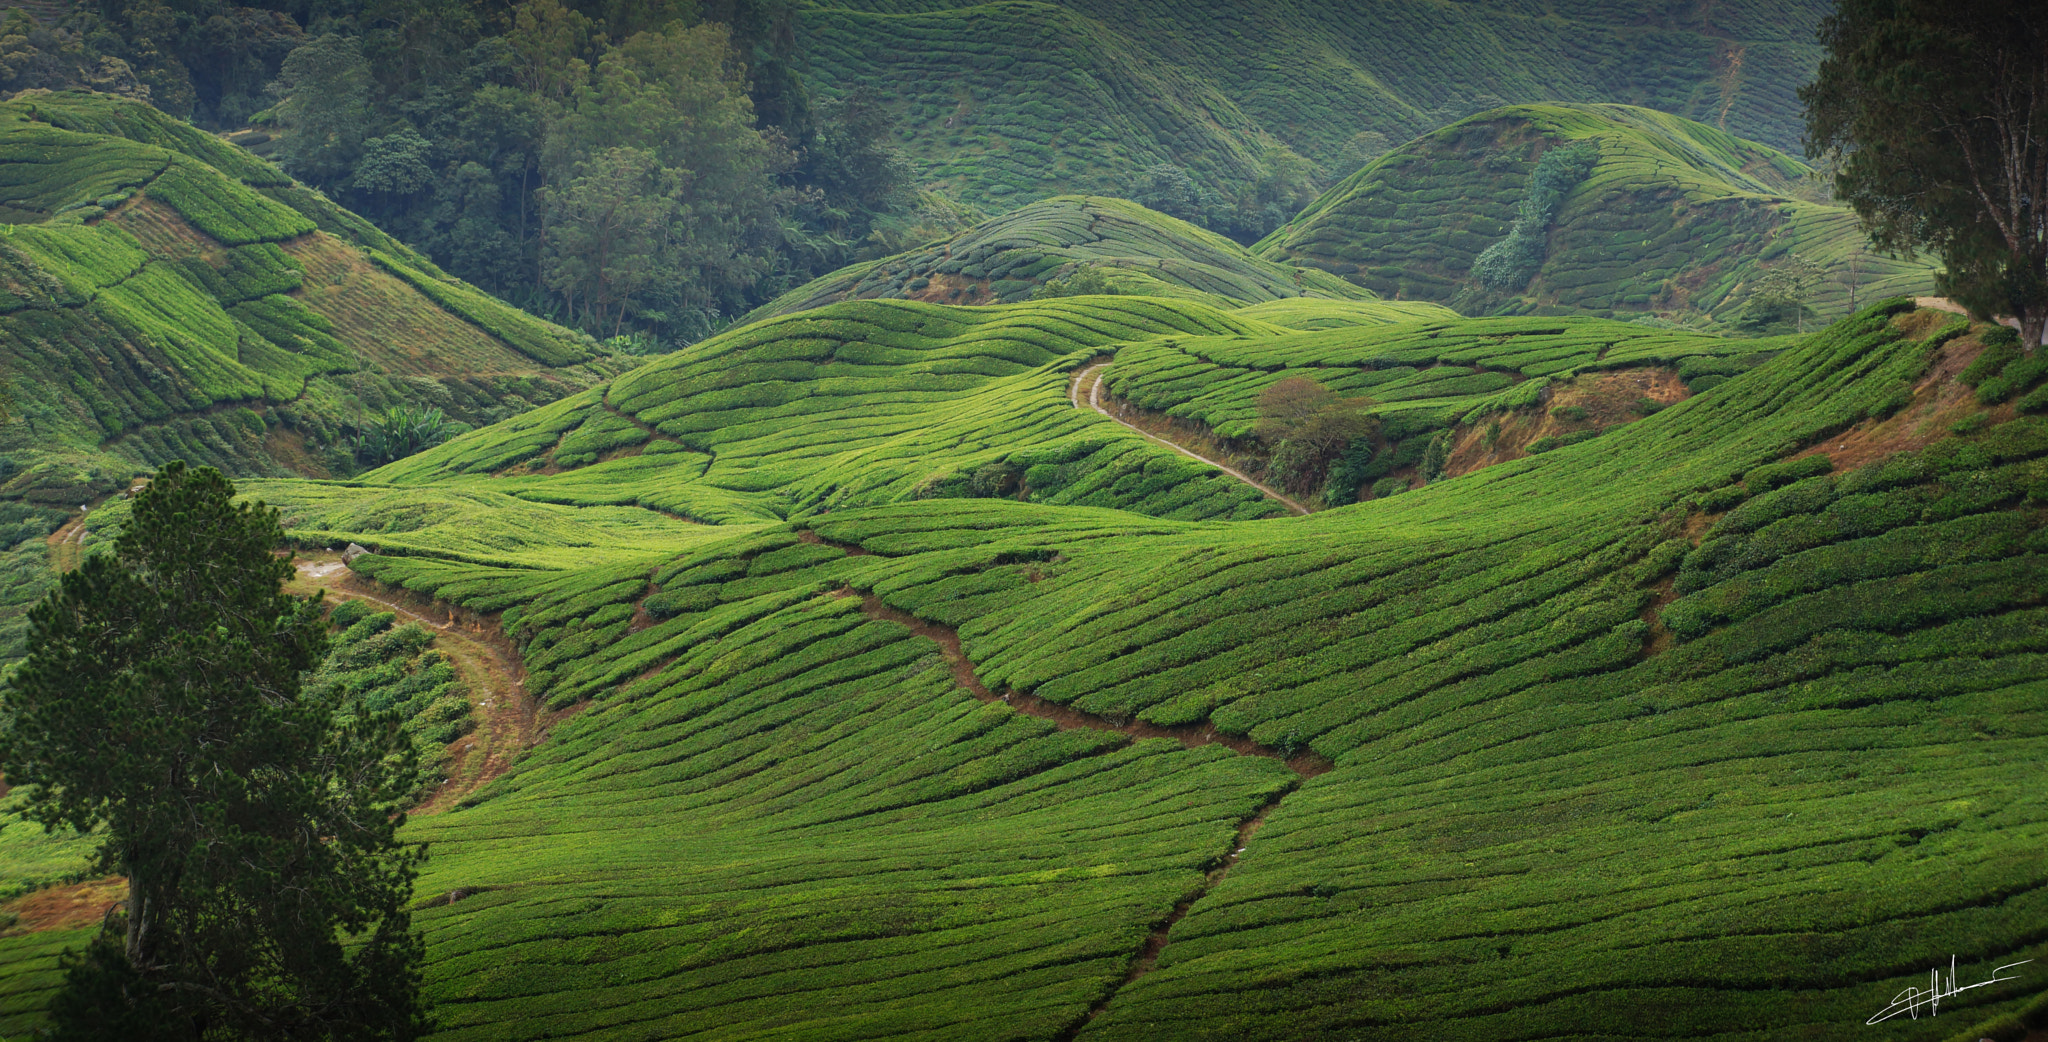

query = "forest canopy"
[2,0,925,346]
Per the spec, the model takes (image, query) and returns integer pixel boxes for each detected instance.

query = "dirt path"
[1061,794,1289,1040]
[1070,361,1310,516]
[290,555,568,814]
[851,589,1329,777]
[44,512,87,573]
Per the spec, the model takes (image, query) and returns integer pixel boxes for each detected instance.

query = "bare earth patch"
[1,878,125,937]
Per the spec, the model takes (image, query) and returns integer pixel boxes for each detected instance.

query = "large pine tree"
[0,462,429,1040]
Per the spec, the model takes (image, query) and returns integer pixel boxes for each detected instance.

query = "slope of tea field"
[364,295,1451,531]
[0,92,603,507]
[745,196,1379,321]
[1257,104,1939,326]
[0,302,2020,1039]
[794,0,1832,209]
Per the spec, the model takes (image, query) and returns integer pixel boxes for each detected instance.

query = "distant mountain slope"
[1257,104,1939,324]
[796,0,1830,209]
[0,92,602,505]
[746,196,1376,322]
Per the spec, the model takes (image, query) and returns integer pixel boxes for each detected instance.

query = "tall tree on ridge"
[1802,0,2048,347]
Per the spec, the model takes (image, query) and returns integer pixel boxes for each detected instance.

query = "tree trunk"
[125,866,148,967]
[2022,310,2046,352]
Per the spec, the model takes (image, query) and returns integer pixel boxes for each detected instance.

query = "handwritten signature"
[1867,955,2031,1024]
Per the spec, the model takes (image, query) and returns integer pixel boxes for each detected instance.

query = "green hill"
[1256,103,1940,325]
[746,195,1386,321]
[795,0,1832,210]
[0,91,603,506]
[4,296,2046,1038]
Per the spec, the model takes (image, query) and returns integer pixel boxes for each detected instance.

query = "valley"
[0,2,2040,1039]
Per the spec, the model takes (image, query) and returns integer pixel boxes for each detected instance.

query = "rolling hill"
[1255,103,1941,325]
[0,91,604,507]
[795,0,1833,209]
[744,196,1379,321]
[5,296,2043,1039]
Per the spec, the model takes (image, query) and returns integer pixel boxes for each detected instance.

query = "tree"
[542,21,793,330]
[540,146,672,334]
[271,33,373,186]
[1254,377,1378,496]
[1802,0,2048,348]
[0,462,429,1040]
[1740,252,1824,332]
[1031,265,1119,299]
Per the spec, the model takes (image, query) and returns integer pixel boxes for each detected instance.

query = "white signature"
[1867,955,2031,1024]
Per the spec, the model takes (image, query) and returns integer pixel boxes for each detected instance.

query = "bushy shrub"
[1469,140,1599,291]
[1367,475,1409,499]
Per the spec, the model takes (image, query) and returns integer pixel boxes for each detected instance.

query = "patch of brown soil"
[288,553,551,814]
[262,426,331,479]
[1,878,125,937]
[105,197,216,256]
[1444,368,1690,478]
[1790,322,2008,472]
[853,588,1331,778]
[903,273,996,305]
[1639,576,1678,660]
[45,512,85,573]
[1915,296,2022,335]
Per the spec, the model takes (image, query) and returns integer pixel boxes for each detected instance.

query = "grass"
[794,0,1829,210]
[1258,103,1939,325]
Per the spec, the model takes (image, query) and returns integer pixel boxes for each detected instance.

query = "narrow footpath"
[1070,360,1310,516]
[290,555,569,814]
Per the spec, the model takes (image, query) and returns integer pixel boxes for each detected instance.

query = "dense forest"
[0,0,936,346]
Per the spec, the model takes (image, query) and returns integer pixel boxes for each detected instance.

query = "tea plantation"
[793,0,1832,208]
[4,299,2035,1039]
[745,196,1376,321]
[1257,104,1940,325]
[365,296,1458,531]
[0,92,603,509]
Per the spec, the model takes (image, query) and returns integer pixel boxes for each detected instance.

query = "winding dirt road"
[290,556,567,814]
[1069,361,1309,516]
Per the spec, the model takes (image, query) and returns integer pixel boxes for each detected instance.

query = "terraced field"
[8,299,2039,1039]
[746,196,1376,320]
[120,300,2020,1041]
[367,296,1454,531]
[1257,104,1940,325]
[793,0,1831,209]
[0,92,602,507]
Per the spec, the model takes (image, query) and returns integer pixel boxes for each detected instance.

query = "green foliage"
[352,405,460,467]
[1262,104,1939,325]
[1031,265,1120,300]
[0,303,2028,1039]
[798,0,1830,215]
[143,156,316,246]
[750,196,1378,323]
[1470,140,1598,290]
[0,463,428,1039]
[1802,0,2048,347]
